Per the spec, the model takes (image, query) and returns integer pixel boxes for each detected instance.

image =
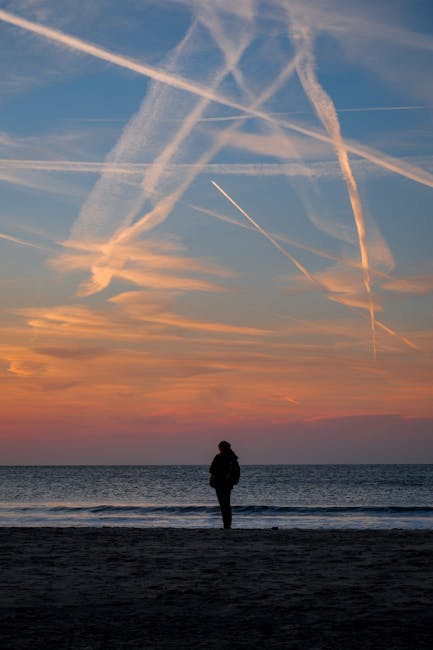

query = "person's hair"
[218,440,231,450]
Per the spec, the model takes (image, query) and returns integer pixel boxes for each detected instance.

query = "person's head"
[218,440,231,453]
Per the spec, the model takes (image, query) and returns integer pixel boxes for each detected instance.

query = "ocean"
[0,465,432,529]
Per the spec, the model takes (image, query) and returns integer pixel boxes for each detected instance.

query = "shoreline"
[2,528,433,648]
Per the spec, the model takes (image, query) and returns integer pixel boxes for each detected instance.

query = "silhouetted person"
[209,441,240,528]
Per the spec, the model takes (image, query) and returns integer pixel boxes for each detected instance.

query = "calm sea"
[0,465,432,529]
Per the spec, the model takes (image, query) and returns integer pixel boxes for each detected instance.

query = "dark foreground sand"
[1,528,433,649]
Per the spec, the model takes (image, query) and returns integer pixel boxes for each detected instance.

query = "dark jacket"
[209,449,240,489]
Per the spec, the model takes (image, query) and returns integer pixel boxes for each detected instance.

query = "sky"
[0,0,432,464]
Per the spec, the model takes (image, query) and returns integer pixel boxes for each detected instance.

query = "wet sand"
[1,528,433,649]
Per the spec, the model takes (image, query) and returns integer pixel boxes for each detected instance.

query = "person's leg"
[224,488,232,528]
[216,487,232,528]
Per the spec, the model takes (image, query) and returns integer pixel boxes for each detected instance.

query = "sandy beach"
[1,528,432,649]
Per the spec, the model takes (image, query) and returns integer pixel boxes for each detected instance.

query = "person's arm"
[209,455,219,474]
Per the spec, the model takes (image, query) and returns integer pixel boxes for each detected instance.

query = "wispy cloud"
[110,290,269,336]
[286,0,433,52]
[222,130,328,159]
[33,346,109,360]
[53,236,231,296]
[381,274,433,295]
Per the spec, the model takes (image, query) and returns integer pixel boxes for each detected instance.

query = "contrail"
[292,22,377,359]
[0,9,227,107]
[69,17,251,287]
[0,232,54,252]
[105,53,300,248]
[69,40,299,295]
[199,105,428,121]
[2,9,433,191]
[376,320,418,351]
[187,201,390,277]
[95,28,251,247]
[336,105,427,113]
[69,17,201,244]
[0,160,155,174]
[139,33,250,199]
[0,157,410,179]
[210,182,417,353]
[211,181,318,285]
